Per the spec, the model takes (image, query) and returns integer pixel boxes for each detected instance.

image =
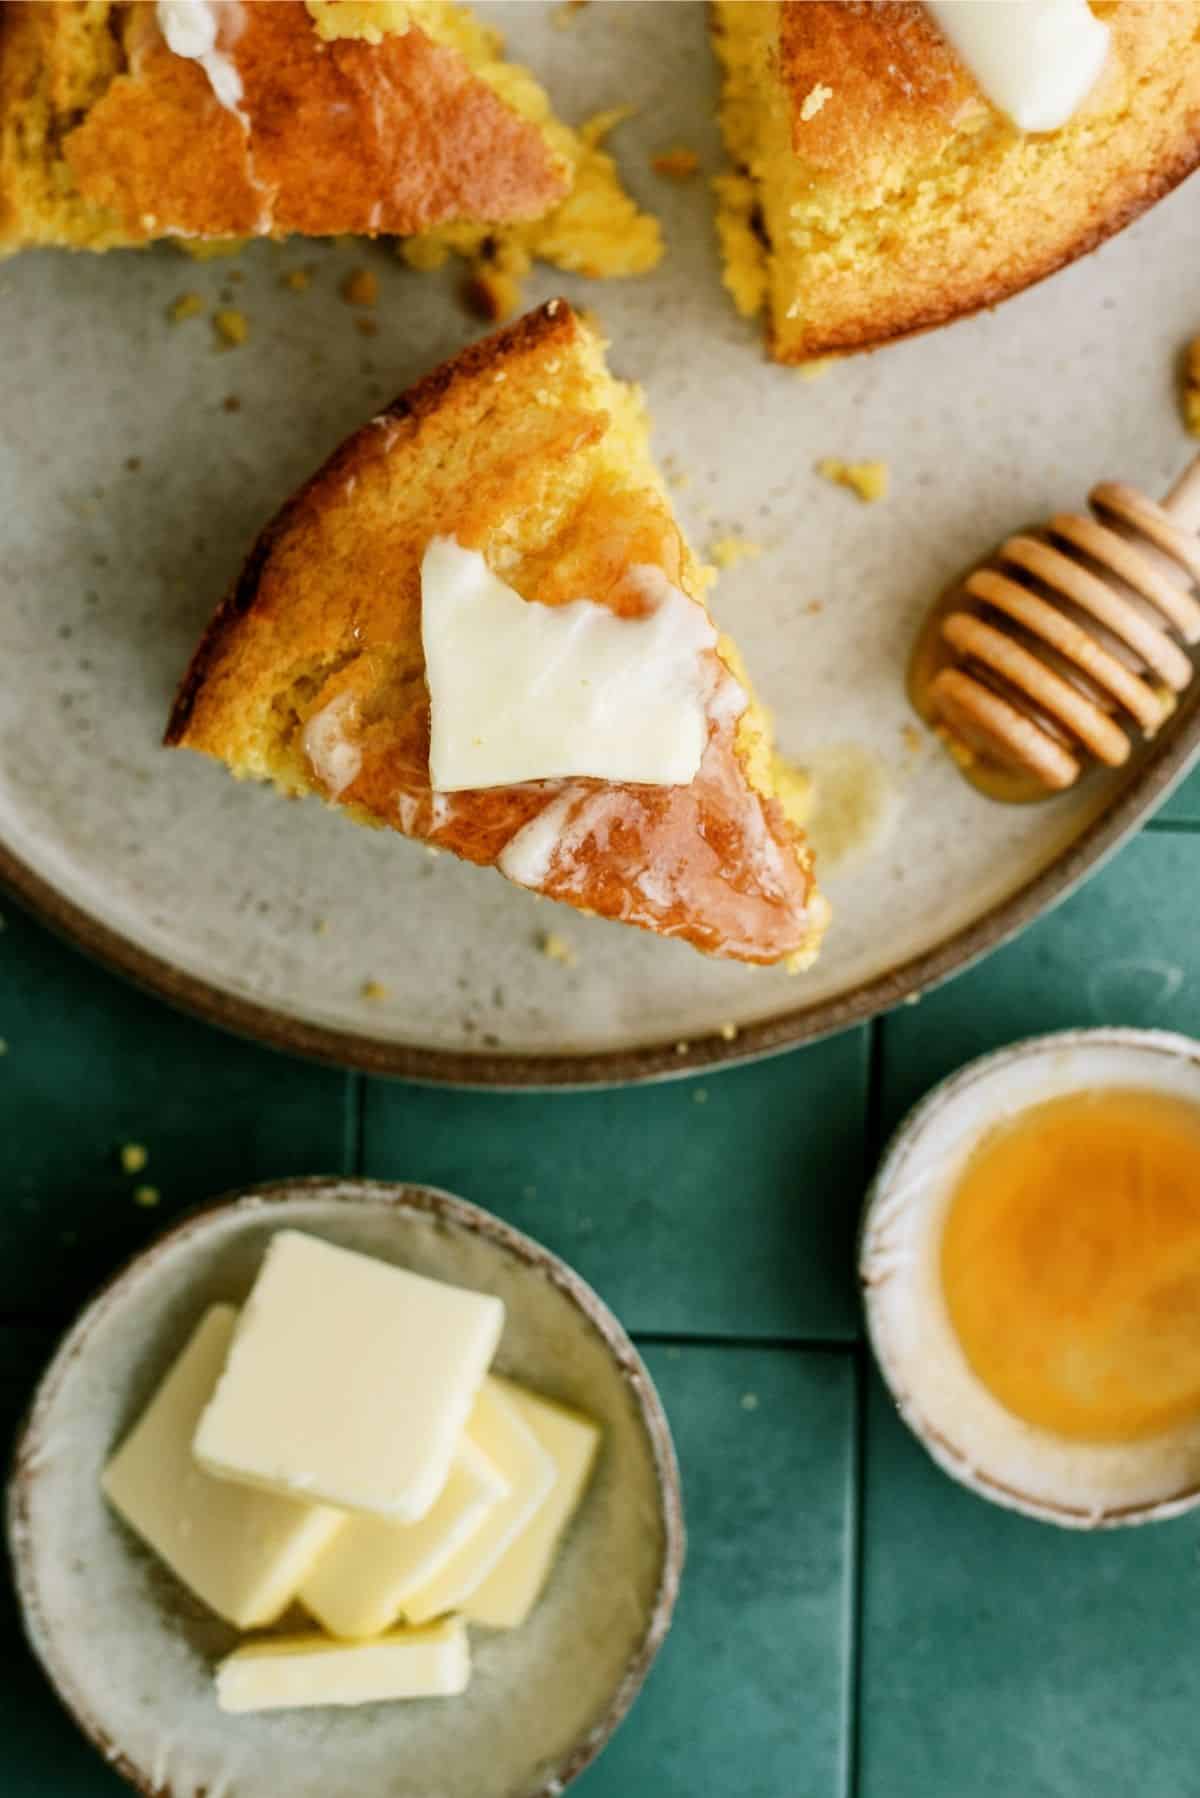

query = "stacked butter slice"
[102,1231,601,1714]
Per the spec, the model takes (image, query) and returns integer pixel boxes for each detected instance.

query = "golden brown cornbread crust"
[0,0,569,251]
[714,1,1200,362]
[166,302,825,967]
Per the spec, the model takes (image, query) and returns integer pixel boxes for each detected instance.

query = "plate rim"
[6,1176,686,1798]
[1,692,1197,1087]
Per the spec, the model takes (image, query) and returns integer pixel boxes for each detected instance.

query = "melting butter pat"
[402,1377,555,1624]
[102,1306,342,1628]
[216,1618,470,1713]
[421,537,725,792]
[194,1232,504,1523]
[300,1436,508,1639]
[924,0,1110,132]
[464,1381,601,1630]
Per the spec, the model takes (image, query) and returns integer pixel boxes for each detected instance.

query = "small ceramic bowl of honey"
[861,1028,1200,1528]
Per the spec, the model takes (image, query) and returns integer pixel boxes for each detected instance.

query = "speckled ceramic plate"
[2,2,1199,1086]
[8,1179,683,1798]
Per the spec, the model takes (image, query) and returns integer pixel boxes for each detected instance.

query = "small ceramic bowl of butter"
[8,1179,683,1796]
[861,1028,1200,1528]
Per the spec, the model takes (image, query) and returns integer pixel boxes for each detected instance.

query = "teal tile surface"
[857,1371,1200,1798]
[579,1345,855,1798]
[0,905,353,1322]
[1154,761,1200,824]
[361,1036,868,1341]
[879,831,1200,1133]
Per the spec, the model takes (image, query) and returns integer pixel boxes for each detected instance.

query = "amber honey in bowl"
[940,1087,1200,1445]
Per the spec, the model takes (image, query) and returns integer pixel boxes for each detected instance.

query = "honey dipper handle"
[1164,453,1200,530]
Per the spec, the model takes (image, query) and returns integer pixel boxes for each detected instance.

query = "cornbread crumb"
[168,292,205,324]
[1183,336,1200,436]
[133,1185,160,1209]
[901,723,924,756]
[466,247,528,324]
[675,1040,690,1055]
[314,917,331,936]
[119,1142,148,1175]
[213,308,249,349]
[282,268,312,292]
[342,268,379,307]
[799,83,833,122]
[740,1391,760,1411]
[693,1088,709,1105]
[817,458,888,503]
[0,1038,8,1056]
[538,931,577,968]
[361,979,390,1001]
[712,173,766,318]
[708,534,762,571]
[719,1022,739,1042]
[222,395,242,413]
[399,238,450,273]
[652,147,700,180]
[797,358,835,382]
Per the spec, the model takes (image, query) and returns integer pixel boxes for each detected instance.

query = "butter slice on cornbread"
[166,300,827,968]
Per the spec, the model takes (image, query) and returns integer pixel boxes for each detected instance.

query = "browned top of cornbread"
[717,0,1200,361]
[0,0,568,250]
[167,301,825,967]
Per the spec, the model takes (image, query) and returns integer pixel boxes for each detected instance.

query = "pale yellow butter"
[300,1435,508,1639]
[402,1377,555,1624]
[464,1381,601,1630]
[216,1617,470,1713]
[193,1232,505,1523]
[102,1305,342,1629]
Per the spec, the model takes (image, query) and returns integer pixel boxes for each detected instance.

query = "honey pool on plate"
[940,1088,1200,1445]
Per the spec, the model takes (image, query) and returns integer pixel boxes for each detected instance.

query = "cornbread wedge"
[0,0,658,272]
[713,0,1200,362]
[166,301,827,967]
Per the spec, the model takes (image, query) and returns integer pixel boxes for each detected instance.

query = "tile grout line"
[844,1015,885,1798]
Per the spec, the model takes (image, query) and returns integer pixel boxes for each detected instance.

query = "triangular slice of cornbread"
[0,1,630,254]
[713,0,1200,362]
[166,301,827,967]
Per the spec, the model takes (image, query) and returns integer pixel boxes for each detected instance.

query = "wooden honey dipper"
[910,452,1200,798]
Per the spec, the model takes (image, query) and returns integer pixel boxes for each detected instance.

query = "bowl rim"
[6,1177,686,1796]
[859,1025,1200,1529]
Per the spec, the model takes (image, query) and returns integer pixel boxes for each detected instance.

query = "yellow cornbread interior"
[247,318,802,862]
[941,1088,1200,1444]
[312,2,661,305]
[0,1,128,249]
[712,0,1174,361]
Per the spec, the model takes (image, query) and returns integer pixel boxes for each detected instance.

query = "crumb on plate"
[341,267,379,307]
[361,978,390,1001]
[119,1142,148,1175]
[538,930,577,968]
[816,457,888,502]
[651,146,700,180]
[168,291,204,324]
[1184,336,1200,436]
[708,534,763,570]
[212,307,249,348]
[133,1185,160,1209]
